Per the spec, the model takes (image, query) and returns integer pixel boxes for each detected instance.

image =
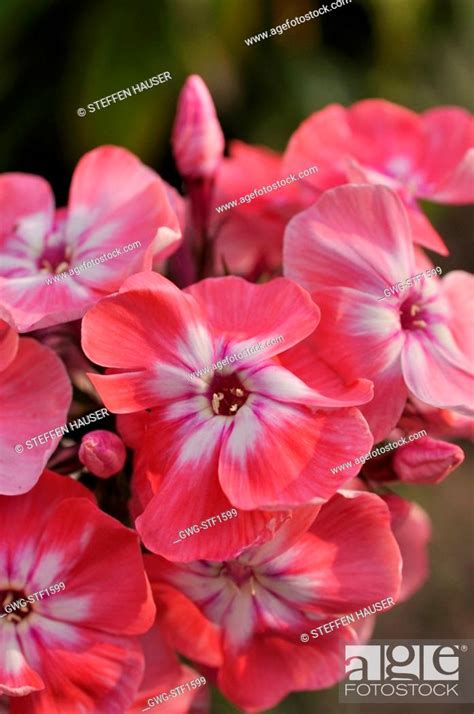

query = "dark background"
[1,1,472,711]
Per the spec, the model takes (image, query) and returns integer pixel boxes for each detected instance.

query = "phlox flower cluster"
[0,73,472,713]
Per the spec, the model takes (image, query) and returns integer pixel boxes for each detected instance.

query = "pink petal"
[302,288,406,441]
[301,491,401,611]
[116,411,149,449]
[0,307,19,371]
[0,173,54,247]
[0,473,96,584]
[343,161,449,254]
[284,184,414,295]
[135,621,181,690]
[401,330,474,414]
[419,108,474,202]
[72,176,181,288]
[240,361,371,409]
[219,399,327,508]
[220,393,373,509]
[0,274,93,333]
[0,340,71,495]
[11,628,144,714]
[210,141,306,276]
[82,273,213,410]
[348,99,424,174]
[67,146,158,224]
[382,494,431,601]
[245,506,322,567]
[283,104,352,190]
[273,408,373,505]
[218,628,358,712]
[0,627,44,696]
[215,140,284,201]
[186,276,320,358]
[430,148,474,203]
[134,409,285,561]
[129,619,209,714]
[405,202,449,255]
[441,270,474,361]
[68,147,182,266]
[30,498,155,635]
[278,335,374,407]
[145,573,222,668]
[130,661,208,714]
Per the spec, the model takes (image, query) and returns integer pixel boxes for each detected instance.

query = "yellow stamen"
[55,261,69,274]
[250,576,256,597]
[212,393,221,414]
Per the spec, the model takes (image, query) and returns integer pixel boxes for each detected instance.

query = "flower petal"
[0,173,54,252]
[145,574,222,668]
[218,629,357,712]
[382,494,431,601]
[302,288,407,441]
[401,330,474,415]
[0,627,44,697]
[219,399,372,508]
[135,408,284,561]
[0,340,71,495]
[12,626,144,714]
[274,408,373,505]
[29,498,155,635]
[284,184,414,296]
[419,108,474,202]
[82,273,214,410]
[0,307,19,371]
[277,336,374,407]
[185,276,319,359]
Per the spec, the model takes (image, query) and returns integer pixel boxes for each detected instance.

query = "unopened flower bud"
[393,436,464,484]
[172,74,225,180]
[79,430,126,478]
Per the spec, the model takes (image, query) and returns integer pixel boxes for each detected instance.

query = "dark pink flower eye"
[208,373,249,415]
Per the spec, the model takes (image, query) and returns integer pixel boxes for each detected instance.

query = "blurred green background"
[1,0,472,712]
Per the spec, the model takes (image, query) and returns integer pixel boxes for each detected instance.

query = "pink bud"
[172,75,225,180]
[393,436,464,485]
[79,430,126,478]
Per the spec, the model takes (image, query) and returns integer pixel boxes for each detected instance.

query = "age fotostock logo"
[340,640,474,703]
